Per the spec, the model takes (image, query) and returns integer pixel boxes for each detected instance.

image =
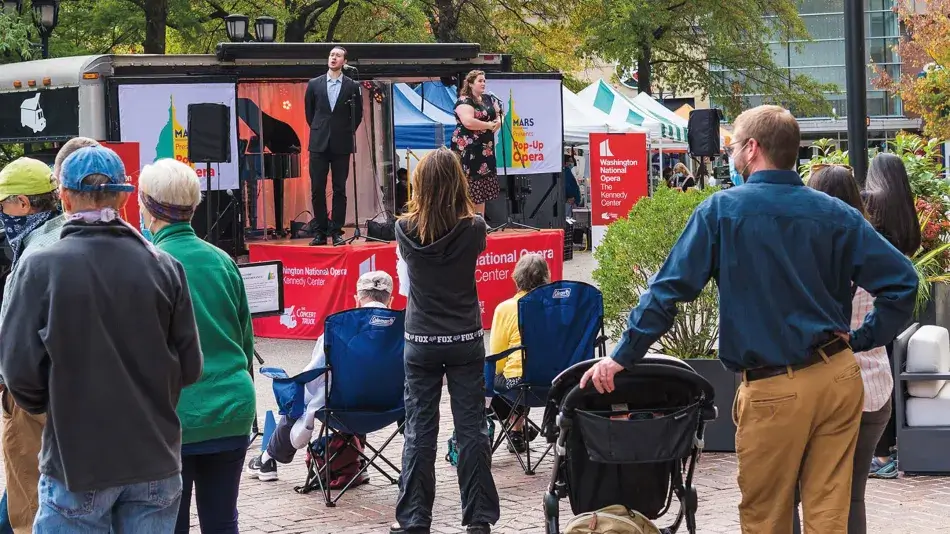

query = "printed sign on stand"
[588,132,649,249]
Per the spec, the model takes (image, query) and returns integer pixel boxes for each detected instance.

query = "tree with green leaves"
[574,0,836,117]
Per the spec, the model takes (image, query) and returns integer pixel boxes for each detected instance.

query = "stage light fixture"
[254,16,277,43]
[225,14,249,42]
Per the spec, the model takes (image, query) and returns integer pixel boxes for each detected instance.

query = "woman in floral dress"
[451,69,502,213]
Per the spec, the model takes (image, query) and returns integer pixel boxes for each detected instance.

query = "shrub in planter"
[593,185,719,358]
[592,185,736,451]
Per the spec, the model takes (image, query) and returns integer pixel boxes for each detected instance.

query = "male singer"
[305,46,363,246]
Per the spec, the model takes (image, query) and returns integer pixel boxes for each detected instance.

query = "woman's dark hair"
[865,153,921,256]
[808,165,866,217]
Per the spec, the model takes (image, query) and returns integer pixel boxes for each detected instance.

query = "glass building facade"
[712,0,904,120]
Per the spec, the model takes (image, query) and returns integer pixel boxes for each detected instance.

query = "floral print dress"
[451,95,501,204]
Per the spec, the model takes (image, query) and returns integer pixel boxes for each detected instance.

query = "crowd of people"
[0,100,930,534]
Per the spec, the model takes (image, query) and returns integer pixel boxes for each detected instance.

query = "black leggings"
[175,447,247,534]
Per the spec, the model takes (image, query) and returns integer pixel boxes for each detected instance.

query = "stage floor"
[248,228,565,339]
[246,227,550,248]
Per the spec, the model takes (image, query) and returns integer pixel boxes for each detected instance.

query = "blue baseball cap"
[60,146,135,193]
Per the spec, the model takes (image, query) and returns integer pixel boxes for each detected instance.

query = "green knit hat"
[0,158,56,201]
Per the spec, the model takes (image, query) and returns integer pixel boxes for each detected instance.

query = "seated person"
[489,253,551,453]
[247,271,395,482]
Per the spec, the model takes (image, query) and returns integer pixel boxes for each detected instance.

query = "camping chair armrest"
[486,346,524,363]
[308,366,330,377]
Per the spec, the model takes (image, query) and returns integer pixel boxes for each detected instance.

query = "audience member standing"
[580,105,918,533]
[796,164,913,534]
[0,146,203,533]
[137,159,256,534]
[391,147,500,534]
[0,137,97,534]
[863,152,922,478]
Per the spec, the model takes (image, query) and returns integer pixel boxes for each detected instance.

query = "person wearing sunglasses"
[581,105,918,533]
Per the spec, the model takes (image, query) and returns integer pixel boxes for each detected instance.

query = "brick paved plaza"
[3,253,949,533]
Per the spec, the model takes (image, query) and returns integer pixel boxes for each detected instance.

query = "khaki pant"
[733,347,863,534]
[1,387,45,534]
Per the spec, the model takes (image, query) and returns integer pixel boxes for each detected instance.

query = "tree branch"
[325,0,346,42]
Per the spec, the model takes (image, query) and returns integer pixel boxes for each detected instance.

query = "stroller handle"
[560,363,717,417]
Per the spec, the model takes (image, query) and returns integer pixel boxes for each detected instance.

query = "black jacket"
[305,73,363,154]
[396,216,487,337]
[0,222,203,492]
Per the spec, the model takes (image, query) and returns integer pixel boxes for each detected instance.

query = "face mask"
[728,157,744,186]
[0,210,58,265]
[139,213,154,242]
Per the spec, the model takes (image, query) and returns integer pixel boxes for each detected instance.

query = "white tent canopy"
[562,87,646,145]
[631,93,689,143]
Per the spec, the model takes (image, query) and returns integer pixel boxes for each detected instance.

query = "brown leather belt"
[744,337,850,382]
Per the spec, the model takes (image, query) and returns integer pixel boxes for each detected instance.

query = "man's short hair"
[732,105,801,170]
[53,137,99,179]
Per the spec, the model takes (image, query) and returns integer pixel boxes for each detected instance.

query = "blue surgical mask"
[139,215,154,242]
[728,158,744,186]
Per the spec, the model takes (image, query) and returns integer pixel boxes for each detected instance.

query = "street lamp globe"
[254,16,277,43]
[1,0,23,16]
[225,14,249,42]
[31,0,59,32]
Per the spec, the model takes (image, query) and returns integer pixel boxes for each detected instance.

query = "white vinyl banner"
[118,83,239,191]
[486,78,563,175]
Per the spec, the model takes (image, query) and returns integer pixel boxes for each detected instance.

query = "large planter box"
[685,358,739,453]
[918,282,950,330]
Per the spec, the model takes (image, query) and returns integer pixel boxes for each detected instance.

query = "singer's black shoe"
[331,232,346,246]
[309,232,327,246]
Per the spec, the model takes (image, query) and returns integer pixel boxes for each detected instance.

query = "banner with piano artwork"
[117,83,240,190]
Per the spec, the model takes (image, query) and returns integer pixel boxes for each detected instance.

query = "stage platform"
[249,228,565,340]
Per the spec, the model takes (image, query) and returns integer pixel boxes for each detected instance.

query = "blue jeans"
[0,491,13,534]
[33,473,182,534]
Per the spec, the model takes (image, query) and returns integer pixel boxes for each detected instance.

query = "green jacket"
[153,223,256,444]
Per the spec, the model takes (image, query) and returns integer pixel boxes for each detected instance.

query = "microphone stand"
[338,66,385,246]
[487,93,539,234]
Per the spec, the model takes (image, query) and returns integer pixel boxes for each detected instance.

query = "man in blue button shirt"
[305,46,363,246]
[581,105,917,533]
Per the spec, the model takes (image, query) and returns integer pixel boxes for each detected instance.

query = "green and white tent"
[577,79,688,144]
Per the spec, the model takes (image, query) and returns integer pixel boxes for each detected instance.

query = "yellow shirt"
[490,291,526,379]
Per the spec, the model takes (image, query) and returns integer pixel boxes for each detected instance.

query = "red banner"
[588,132,649,224]
[251,229,564,340]
[101,142,141,229]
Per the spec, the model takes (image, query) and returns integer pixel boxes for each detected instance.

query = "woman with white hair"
[138,159,256,534]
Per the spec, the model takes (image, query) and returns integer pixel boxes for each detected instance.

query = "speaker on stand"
[188,103,241,255]
[687,108,723,188]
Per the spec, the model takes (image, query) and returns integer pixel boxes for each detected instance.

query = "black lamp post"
[225,13,278,43]
[254,16,277,43]
[1,0,22,15]
[225,14,249,42]
[843,0,868,185]
[31,0,60,59]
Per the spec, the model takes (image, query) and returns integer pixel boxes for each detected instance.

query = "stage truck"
[0,43,565,265]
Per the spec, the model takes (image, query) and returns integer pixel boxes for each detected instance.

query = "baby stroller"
[541,356,717,534]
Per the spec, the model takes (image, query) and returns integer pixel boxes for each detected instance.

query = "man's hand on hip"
[580,358,624,394]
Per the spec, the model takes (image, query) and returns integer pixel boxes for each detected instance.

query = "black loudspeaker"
[687,109,722,157]
[188,103,231,163]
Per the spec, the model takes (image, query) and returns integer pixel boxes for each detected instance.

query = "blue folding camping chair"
[485,280,607,475]
[262,307,406,506]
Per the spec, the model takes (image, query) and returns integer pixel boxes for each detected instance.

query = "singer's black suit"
[305,72,363,236]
